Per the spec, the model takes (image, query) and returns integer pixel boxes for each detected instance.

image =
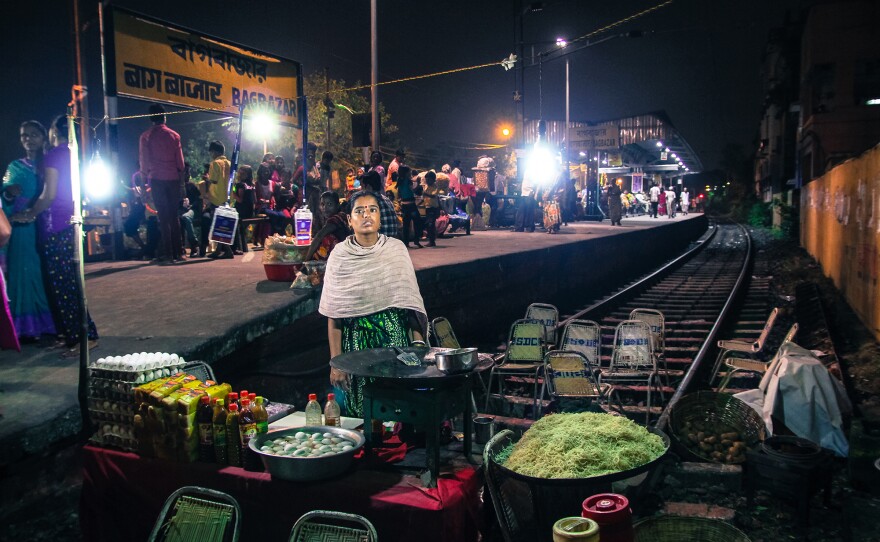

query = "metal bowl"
[433,347,479,374]
[248,426,365,482]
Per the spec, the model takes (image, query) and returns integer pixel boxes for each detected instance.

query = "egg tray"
[91,422,138,452]
[88,362,186,384]
[88,398,135,424]
[88,378,140,402]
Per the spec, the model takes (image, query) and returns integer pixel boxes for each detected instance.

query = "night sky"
[1,0,805,178]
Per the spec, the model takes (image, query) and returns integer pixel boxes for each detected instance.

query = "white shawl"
[319,235,427,325]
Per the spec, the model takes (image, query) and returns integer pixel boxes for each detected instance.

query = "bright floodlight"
[248,112,277,140]
[556,37,568,48]
[85,153,113,199]
[866,98,880,105]
[656,141,663,147]
[526,144,557,187]
[579,151,586,157]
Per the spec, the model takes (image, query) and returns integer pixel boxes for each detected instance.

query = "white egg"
[323,432,333,438]
[342,445,353,452]
[294,432,306,440]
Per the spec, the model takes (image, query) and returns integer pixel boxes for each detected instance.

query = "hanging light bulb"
[84,145,113,200]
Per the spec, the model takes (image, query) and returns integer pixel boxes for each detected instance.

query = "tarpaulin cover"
[734,342,849,456]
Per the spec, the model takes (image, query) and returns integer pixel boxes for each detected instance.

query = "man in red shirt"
[139,104,185,264]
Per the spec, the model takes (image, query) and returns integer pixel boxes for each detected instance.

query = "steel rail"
[559,222,719,327]
[654,222,753,429]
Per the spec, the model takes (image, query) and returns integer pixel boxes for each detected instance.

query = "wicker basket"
[668,391,766,463]
[634,516,750,542]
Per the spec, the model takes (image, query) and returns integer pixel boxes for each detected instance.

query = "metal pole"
[68,106,91,439]
[301,97,309,206]
[98,2,121,260]
[72,0,89,161]
[518,0,525,147]
[565,57,570,187]
[538,53,543,119]
[226,105,245,203]
[370,0,379,151]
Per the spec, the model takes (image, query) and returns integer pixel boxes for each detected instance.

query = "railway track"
[481,222,774,430]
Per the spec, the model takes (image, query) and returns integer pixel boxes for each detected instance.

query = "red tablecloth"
[80,445,482,542]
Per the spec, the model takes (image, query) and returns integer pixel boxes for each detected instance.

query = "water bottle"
[305,393,322,426]
[294,207,313,247]
[324,393,341,427]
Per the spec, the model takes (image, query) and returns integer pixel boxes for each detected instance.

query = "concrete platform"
[0,213,707,465]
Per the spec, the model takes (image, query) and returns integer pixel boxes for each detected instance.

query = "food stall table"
[80,444,482,542]
[331,347,485,487]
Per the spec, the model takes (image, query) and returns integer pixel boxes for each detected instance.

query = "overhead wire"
[73,0,676,131]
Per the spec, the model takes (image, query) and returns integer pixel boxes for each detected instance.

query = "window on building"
[810,63,835,113]
[854,58,880,105]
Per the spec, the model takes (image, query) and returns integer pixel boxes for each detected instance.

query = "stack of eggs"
[88,352,186,451]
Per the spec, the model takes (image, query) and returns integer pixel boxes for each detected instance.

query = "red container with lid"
[581,493,633,542]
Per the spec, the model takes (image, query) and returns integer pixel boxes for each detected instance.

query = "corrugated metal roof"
[520,110,702,174]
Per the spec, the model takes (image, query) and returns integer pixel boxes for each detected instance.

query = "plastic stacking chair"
[717,323,799,392]
[524,303,559,345]
[712,308,780,378]
[629,308,669,385]
[717,307,780,354]
[558,319,602,368]
[289,510,378,542]
[629,308,665,357]
[599,320,661,424]
[148,486,241,542]
[183,361,216,382]
[429,317,461,349]
[542,350,610,415]
[485,319,546,418]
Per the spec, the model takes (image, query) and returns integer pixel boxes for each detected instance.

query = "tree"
[182,72,399,174]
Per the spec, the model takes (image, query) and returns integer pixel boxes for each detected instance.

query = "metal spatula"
[393,346,422,367]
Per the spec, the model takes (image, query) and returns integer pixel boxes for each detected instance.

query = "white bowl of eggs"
[249,426,365,482]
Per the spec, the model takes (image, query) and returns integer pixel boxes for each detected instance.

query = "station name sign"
[107,7,301,127]
[568,124,620,151]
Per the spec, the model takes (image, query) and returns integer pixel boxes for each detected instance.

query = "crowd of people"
[0,117,99,351]
[604,179,696,224]
[128,106,499,261]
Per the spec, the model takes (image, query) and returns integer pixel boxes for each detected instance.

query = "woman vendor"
[319,190,427,417]
[304,191,350,261]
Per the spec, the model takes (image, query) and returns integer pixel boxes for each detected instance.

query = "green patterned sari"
[340,307,410,417]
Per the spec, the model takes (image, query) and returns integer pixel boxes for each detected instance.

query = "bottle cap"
[240,390,249,398]
[327,393,335,401]
[249,393,256,402]
[308,393,317,401]
[241,398,250,407]
[229,392,239,400]
[229,403,238,411]
[216,399,224,407]
[256,396,264,404]
[200,395,210,404]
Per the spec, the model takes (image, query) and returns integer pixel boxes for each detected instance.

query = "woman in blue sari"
[0,121,56,340]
